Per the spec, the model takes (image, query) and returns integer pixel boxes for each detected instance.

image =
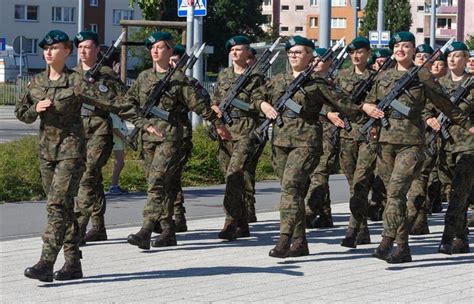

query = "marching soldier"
[414,44,434,69]
[73,31,127,244]
[126,32,230,250]
[431,54,448,78]
[252,35,384,258]
[212,35,264,240]
[367,32,474,264]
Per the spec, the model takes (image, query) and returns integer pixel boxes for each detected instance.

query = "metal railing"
[0,74,33,105]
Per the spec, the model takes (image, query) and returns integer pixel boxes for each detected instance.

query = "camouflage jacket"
[366,65,472,145]
[180,77,211,139]
[74,64,127,138]
[124,68,219,143]
[335,66,372,141]
[438,73,474,153]
[15,68,144,161]
[212,67,264,141]
[251,70,363,148]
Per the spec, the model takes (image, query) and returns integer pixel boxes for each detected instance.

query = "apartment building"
[0,0,142,71]
[410,0,473,47]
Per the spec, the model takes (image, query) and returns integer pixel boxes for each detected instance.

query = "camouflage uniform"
[212,67,263,229]
[75,64,127,238]
[367,67,472,252]
[251,71,364,241]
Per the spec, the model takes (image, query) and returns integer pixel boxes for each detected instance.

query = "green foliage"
[466,34,474,50]
[360,0,412,38]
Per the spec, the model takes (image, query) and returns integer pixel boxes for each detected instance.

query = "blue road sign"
[369,31,390,46]
[178,0,207,17]
[0,38,6,51]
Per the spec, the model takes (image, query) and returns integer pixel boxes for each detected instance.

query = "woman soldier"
[434,42,473,254]
[17,30,151,282]
[366,32,474,264]
[252,36,383,258]
[126,32,230,250]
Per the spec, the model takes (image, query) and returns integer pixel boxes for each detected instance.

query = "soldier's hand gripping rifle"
[253,38,345,144]
[359,37,455,144]
[125,44,200,150]
[426,75,472,156]
[328,45,349,80]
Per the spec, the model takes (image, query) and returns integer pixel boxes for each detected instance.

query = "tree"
[360,0,412,38]
[466,34,474,50]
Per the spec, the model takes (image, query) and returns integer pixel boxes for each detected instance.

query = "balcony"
[425,6,457,15]
[438,28,456,36]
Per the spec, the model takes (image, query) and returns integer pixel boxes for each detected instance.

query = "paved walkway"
[1,202,473,303]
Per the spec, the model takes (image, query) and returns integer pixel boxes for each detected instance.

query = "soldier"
[73,31,126,244]
[367,32,474,264]
[431,54,448,78]
[415,44,434,69]
[305,47,338,229]
[252,35,384,258]
[126,32,230,250]
[370,48,392,71]
[436,42,473,254]
[466,50,474,73]
[212,35,264,240]
[17,30,150,282]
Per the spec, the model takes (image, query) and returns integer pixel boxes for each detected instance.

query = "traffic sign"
[178,0,207,17]
[0,38,6,51]
[380,31,390,45]
[369,30,390,46]
[13,36,28,55]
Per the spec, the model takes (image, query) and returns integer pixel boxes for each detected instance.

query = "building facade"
[0,0,142,71]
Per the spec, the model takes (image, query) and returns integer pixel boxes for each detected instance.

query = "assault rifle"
[253,37,345,144]
[125,43,200,150]
[359,37,455,144]
[328,46,349,80]
[426,75,472,156]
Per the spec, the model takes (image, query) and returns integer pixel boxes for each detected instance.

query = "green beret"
[445,41,469,54]
[389,31,415,50]
[285,35,315,51]
[348,37,370,51]
[173,44,186,57]
[416,44,434,54]
[372,48,392,59]
[144,31,173,49]
[434,54,447,62]
[313,48,328,58]
[470,50,474,58]
[250,47,257,56]
[224,35,251,52]
[39,30,71,49]
[74,31,99,47]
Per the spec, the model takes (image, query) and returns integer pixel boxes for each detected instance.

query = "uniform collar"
[36,68,71,88]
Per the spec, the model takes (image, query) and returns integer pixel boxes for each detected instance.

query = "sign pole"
[186,0,194,77]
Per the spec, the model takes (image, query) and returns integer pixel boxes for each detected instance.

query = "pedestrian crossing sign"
[178,0,207,17]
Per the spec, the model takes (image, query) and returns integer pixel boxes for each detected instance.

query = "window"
[295,26,303,32]
[296,5,304,11]
[281,26,289,32]
[90,0,99,6]
[331,18,347,28]
[437,18,452,29]
[25,38,38,54]
[113,9,134,25]
[332,0,347,6]
[331,39,345,46]
[310,17,318,28]
[440,0,453,6]
[52,7,75,23]
[15,5,38,21]
[417,5,424,11]
[264,14,272,24]
[310,0,318,6]
[90,24,98,33]
[263,0,272,5]
[281,5,289,11]
[416,27,423,33]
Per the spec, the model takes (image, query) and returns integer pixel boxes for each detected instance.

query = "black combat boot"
[312,212,334,229]
[356,227,371,245]
[438,234,453,255]
[53,259,83,281]
[341,228,359,248]
[25,260,54,282]
[368,203,383,222]
[288,236,309,257]
[174,214,188,233]
[269,234,290,258]
[235,219,250,238]
[151,227,177,247]
[452,236,470,254]
[431,198,443,213]
[386,243,412,264]
[372,236,395,260]
[468,213,474,228]
[305,210,317,229]
[127,228,151,250]
[247,200,257,223]
[83,226,108,243]
[410,211,430,235]
[218,219,237,241]
[152,221,162,234]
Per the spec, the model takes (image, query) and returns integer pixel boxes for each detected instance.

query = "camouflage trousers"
[443,151,474,239]
[273,145,320,238]
[171,136,193,215]
[339,138,377,229]
[76,134,113,229]
[306,133,338,216]
[378,144,425,244]
[218,137,254,221]
[437,147,453,201]
[39,158,85,263]
[243,138,267,218]
[142,140,181,230]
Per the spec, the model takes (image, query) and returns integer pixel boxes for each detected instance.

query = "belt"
[230,110,252,119]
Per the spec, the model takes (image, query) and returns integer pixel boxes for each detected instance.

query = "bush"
[0,127,276,202]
